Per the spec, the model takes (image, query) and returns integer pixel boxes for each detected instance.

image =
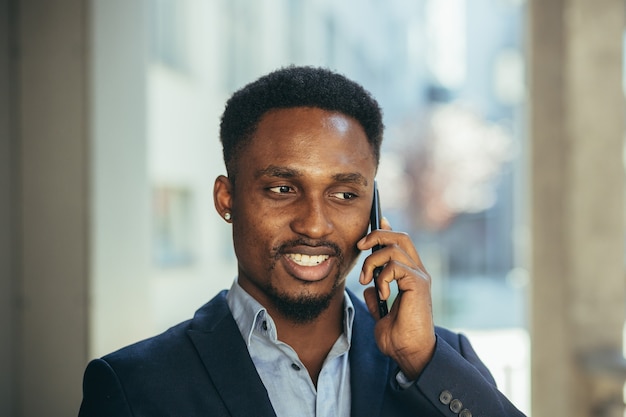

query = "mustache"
[272,238,343,259]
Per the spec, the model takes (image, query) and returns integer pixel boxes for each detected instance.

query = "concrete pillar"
[0,0,17,415]
[16,0,90,415]
[529,0,625,416]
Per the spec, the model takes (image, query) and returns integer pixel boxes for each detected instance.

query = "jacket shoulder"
[108,291,228,349]
[79,291,246,416]
[100,291,232,378]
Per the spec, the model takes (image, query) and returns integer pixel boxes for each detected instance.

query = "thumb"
[363,286,383,319]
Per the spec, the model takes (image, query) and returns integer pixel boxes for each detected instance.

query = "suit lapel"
[348,292,390,417]
[187,292,277,417]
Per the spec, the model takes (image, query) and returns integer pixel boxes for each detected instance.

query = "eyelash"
[333,192,357,200]
[267,186,358,201]
[268,185,293,194]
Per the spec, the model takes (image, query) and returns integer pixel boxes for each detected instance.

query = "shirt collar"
[226,278,355,347]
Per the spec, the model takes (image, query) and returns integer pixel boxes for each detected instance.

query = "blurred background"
[1,0,625,416]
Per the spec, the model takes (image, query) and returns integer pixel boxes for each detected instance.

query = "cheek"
[337,215,370,249]
[231,205,262,254]
[231,204,283,256]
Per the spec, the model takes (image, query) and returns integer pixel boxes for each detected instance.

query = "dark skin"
[214,107,435,385]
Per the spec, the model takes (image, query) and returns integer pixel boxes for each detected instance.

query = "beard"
[264,275,342,324]
[265,237,349,324]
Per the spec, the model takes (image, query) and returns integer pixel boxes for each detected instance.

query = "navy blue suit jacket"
[78,290,525,416]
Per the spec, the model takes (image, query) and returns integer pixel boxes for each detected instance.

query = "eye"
[268,185,294,194]
[331,192,358,200]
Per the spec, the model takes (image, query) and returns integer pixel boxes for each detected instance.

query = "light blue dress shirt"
[226,279,354,417]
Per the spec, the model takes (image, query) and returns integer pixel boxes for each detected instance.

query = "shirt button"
[459,409,472,417]
[439,390,453,405]
[450,399,463,413]
[291,363,301,371]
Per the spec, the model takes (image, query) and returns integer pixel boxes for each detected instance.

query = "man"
[78,66,526,416]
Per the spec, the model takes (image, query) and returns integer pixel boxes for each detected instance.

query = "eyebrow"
[255,165,369,186]
[255,165,302,179]
[331,172,369,187]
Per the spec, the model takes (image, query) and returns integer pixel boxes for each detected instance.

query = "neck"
[272,290,346,386]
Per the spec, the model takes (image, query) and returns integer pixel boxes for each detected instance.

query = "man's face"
[222,107,377,322]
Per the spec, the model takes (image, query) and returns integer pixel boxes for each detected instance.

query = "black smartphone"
[370,181,389,317]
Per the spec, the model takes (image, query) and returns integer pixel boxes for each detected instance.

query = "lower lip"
[281,255,334,282]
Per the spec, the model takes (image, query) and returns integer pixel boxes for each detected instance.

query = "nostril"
[290,204,333,238]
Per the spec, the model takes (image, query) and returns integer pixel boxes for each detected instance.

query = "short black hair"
[219,66,384,179]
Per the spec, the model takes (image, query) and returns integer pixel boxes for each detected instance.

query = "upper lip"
[282,245,337,257]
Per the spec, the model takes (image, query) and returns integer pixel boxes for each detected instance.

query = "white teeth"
[286,254,330,266]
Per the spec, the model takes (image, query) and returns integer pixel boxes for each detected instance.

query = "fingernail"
[378,290,384,300]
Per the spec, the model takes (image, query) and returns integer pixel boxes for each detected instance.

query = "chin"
[267,281,342,324]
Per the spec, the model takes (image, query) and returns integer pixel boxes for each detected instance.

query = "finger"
[361,259,402,300]
[360,247,416,285]
[358,230,422,267]
[374,260,431,300]
[380,216,392,231]
[363,286,384,319]
[360,248,408,285]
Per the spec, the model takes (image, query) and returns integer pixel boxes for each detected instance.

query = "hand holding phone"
[361,181,437,378]
[370,181,389,318]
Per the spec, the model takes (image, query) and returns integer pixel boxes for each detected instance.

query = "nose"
[289,194,333,239]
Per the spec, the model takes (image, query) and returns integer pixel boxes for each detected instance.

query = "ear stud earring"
[224,212,232,221]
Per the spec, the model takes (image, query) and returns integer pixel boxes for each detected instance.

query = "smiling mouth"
[285,253,330,267]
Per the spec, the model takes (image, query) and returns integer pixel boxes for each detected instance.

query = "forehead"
[256,106,357,136]
[239,107,376,178]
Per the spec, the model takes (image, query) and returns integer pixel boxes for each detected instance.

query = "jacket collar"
[187,291,277,417]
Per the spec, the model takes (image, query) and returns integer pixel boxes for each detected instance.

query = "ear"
[214,175,233,222]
